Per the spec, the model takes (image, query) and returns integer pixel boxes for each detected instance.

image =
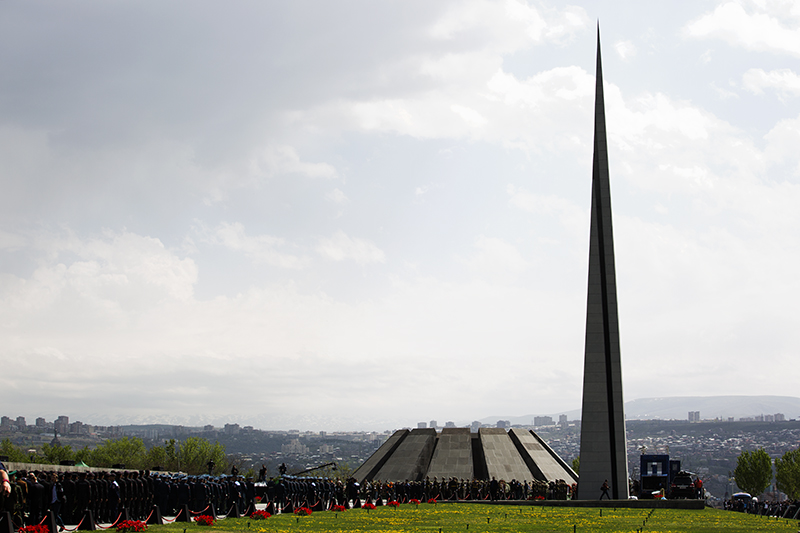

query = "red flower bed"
[116,520,147,532]
[250,510,271,520]
[194,515,215,526]
[362,503,376,510]
[294,506,312,516]
[427,498,437,504]
[387,500,400,508]
[409,499,420,505]
[332,505,346,512]
[20,526,48,533]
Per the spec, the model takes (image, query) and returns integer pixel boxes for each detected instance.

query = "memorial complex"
[354,28,628,499]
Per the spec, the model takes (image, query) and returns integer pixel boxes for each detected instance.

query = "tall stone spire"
[575,25,629,500]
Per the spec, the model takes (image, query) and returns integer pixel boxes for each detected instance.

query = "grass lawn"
[152,503,800,533]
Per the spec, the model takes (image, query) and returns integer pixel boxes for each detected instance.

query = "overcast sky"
[2,0,799,432]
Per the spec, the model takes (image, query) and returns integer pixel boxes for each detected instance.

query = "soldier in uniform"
[107,472,121,523]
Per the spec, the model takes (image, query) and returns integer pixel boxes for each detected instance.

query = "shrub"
[250,510,271,520]
[116,520,147,532]
[19,526,49,533]
[194,515,215,526]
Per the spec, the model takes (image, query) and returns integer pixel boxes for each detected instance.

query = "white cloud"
[711,82,740,100]
[614,40,637,60]
[685,1,800,56]
[764,112,800,173]
[317,231,386,264]
[463,235,528,276]
[487,65,593,107]
[325,188,349,203]
[71,231,198,302]
[0,230,197,319]
[0,227,587,424]
[429,0,587,53]
[5,1,800,428]
[507,185,587,238]
[450,104,488,126]
[743,68,800,97]
[198,222,306,269]
[248,145,338,180]
[285,5,591,149]
[295,64,595,152]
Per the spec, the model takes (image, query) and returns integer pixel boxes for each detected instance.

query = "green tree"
[145,444,169,470]
[0,438,28,462]
[734,448,772,497]
[775,447,800,500]
[89,437,147,469]
[74,446,92,465]
[572,456,580,475]
[164,439,181,472]
[176,437,227,475]
[40,443,75,465]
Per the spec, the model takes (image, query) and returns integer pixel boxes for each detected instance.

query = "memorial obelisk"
[575,27,629,500]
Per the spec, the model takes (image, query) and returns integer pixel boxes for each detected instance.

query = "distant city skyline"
[1,394,797,433]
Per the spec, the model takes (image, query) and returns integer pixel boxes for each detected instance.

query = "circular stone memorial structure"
[352,427,577,484]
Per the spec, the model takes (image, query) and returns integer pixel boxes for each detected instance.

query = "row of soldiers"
[2,469,577,528]
[0,468,258,528]
[348,477,575,502]
[257,476,576,511]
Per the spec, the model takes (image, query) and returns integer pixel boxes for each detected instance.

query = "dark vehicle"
[670,471,701,499]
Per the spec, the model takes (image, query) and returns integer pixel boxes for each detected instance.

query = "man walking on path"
[600,480,611,500]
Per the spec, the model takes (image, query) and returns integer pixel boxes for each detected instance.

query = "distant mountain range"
[79,412,400,433]
[478,395,800,426]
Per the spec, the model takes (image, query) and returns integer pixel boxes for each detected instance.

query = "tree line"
[0,436,228,475]
[734,446,800,500]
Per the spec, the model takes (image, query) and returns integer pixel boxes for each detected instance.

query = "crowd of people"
[264,475,576,510]
[0,459,581,530]
[0,463,257,529]
[723,496,799,518]
[11,459,795,530]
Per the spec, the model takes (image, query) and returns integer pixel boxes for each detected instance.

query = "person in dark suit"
[27,473,45,525]
[48,473,66,530]
[489,477,499,501]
